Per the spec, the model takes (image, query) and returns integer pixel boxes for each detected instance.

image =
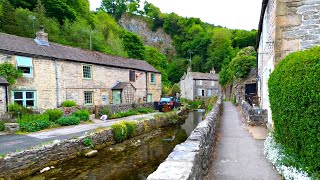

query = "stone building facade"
[257,0,320,126]
[180,68,219,100]
[0,31,161,112]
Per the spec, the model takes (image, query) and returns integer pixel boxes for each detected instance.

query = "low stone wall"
[147,96,222,180]
[100,102,154,114]
[241,100,267,125]
[0,111,186,180]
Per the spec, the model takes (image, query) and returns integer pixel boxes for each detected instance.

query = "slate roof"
[112,82,135,90]
[189,72,219,81]
[0,76,9,85]
[0,33,160,73]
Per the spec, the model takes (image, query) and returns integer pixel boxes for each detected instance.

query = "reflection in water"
[25,112,203,180]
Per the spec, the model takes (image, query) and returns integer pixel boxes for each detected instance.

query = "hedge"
[268,47,320,177]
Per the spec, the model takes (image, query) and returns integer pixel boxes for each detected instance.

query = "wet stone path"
[207,102,280,180]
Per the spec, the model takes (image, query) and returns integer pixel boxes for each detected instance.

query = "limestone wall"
[147,95,222,180]
[240,100,267,126]
[0,112,187,180]
[99,102,154,115]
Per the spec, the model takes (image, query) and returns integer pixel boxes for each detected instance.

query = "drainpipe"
[145,71,148,102]
[55,60,60,107]
[5,85,8,112]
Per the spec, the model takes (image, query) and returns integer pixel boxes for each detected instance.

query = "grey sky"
[89,0,262,30]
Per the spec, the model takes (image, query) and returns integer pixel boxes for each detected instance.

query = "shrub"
[111,122,127,143]
[124,121,137,138]
[83,137,94,148]
[73,109,90,121]
[45,109,63,122]
[61,100,76,107]
[268,47,320,176]
[56,116,80,126]
[100,106,112,117]
[0,121,5,131]
[8,103,33,118]
[137,107,154,114]
[18,114,51,132]
[205,96,218,112]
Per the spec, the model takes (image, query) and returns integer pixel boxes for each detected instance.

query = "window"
[13,91,36,108]
[150,73,156,84]
[16,56,33,77]
[211,81,215,86]
[208,89,212,97]
[129,70,135,82]
[198,89,202,96]
[198,80,203,86]
[84,91,93,105]
[83,65,92,79]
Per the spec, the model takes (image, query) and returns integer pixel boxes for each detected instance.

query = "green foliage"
[204,96,218,112]
[122,31,145,59]
[18,114,52,132]
[83,137,94,148]
[268,47,320,176]
[136,107,154,114]
[0,121,5,131]
[111,122,127,143]
[44,109,63,122]
[61,100,76,107]
[100,106,112,117]
[170,83,181,96]
[231,29,257,49]
[73,109,90,121]
[188,100,202,110]
[56,116,80,126]
[124,121,137,138]
[8,103,33,118]
[228,46,256,78]
[110,108,154,119]
[0,62,23,85]
[167,57,189,84]
[101,0,137,20]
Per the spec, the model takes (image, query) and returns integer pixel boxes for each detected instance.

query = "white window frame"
[150,73,156,84]
[84,91,94,105]
[16,56,33,77]
[198,89,202,96]
[211,81,215,86]
[198,80,203,86]
[12,90,37,108]
[82,64,92,79]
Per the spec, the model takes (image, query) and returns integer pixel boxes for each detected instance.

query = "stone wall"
[240,100,267,126]
[147,95,222,180]
[99,102,154,115]
[0,112,187,179]
[0,86,7,115]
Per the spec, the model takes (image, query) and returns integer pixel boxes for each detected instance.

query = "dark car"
[158,97,180,112]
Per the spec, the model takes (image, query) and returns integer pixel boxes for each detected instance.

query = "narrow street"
[207,102,280,180]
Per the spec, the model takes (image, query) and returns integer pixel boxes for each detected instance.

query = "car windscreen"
[160,98,171,102]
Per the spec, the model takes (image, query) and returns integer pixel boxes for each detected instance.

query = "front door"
[112,90,121,105]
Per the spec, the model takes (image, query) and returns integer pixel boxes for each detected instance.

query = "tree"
[167,58,188,84]
[206,28,234,72]
[170,83,181,96]
[121,31,145,60]
[101,0,137,20]
[0,0,19,34]
[144,1,163,30]
[231,29,257,49]
[42,0,77,24]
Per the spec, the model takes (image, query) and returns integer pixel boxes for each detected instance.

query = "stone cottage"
[180,68,219,100]
[257,0,320,127]
[0,28,162,114]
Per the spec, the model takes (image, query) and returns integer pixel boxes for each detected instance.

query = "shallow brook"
[24,111,203,180]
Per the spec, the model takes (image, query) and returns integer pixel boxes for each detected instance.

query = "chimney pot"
[34,25,49,46]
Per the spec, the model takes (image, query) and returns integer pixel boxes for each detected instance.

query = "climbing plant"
[0,62,23,85]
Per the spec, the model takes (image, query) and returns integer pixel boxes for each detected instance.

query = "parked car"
[158,97,181,112]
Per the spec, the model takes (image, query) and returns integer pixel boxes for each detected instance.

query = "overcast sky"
[89,0,262,30]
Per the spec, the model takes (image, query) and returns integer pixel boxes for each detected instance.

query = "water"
[24,111,203,180]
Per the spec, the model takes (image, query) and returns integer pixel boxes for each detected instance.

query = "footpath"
[206,102,280,180]
[0,112,160,154]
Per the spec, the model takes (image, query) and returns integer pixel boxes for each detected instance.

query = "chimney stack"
[210,68,216,74]
[34,25,49,46]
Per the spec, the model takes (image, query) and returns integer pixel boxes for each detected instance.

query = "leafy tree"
[228,46,256,78]
[167,57,188,84]
[8,0,37,10]
[170,83,181,96]
[122,31,145,59]
[231,29,257,49]
[144,1,163,30]
[1,0,19,34]
[42,0,77,24]
[0,62,23,85]
[101,0,137,20]
[206,28,234,72]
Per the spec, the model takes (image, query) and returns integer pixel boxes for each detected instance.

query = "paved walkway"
[206,102,280,180]
[0,112,160,154]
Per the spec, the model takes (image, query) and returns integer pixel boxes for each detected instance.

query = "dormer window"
[16,56,33,77]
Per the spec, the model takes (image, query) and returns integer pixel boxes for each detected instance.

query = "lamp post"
[28,15,36,35]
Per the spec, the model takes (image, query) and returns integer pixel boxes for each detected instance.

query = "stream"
[24,111,203,180]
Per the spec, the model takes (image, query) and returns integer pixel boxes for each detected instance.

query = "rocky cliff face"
[119,14,175,55]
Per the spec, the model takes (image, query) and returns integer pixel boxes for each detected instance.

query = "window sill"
[83,78,93,80]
